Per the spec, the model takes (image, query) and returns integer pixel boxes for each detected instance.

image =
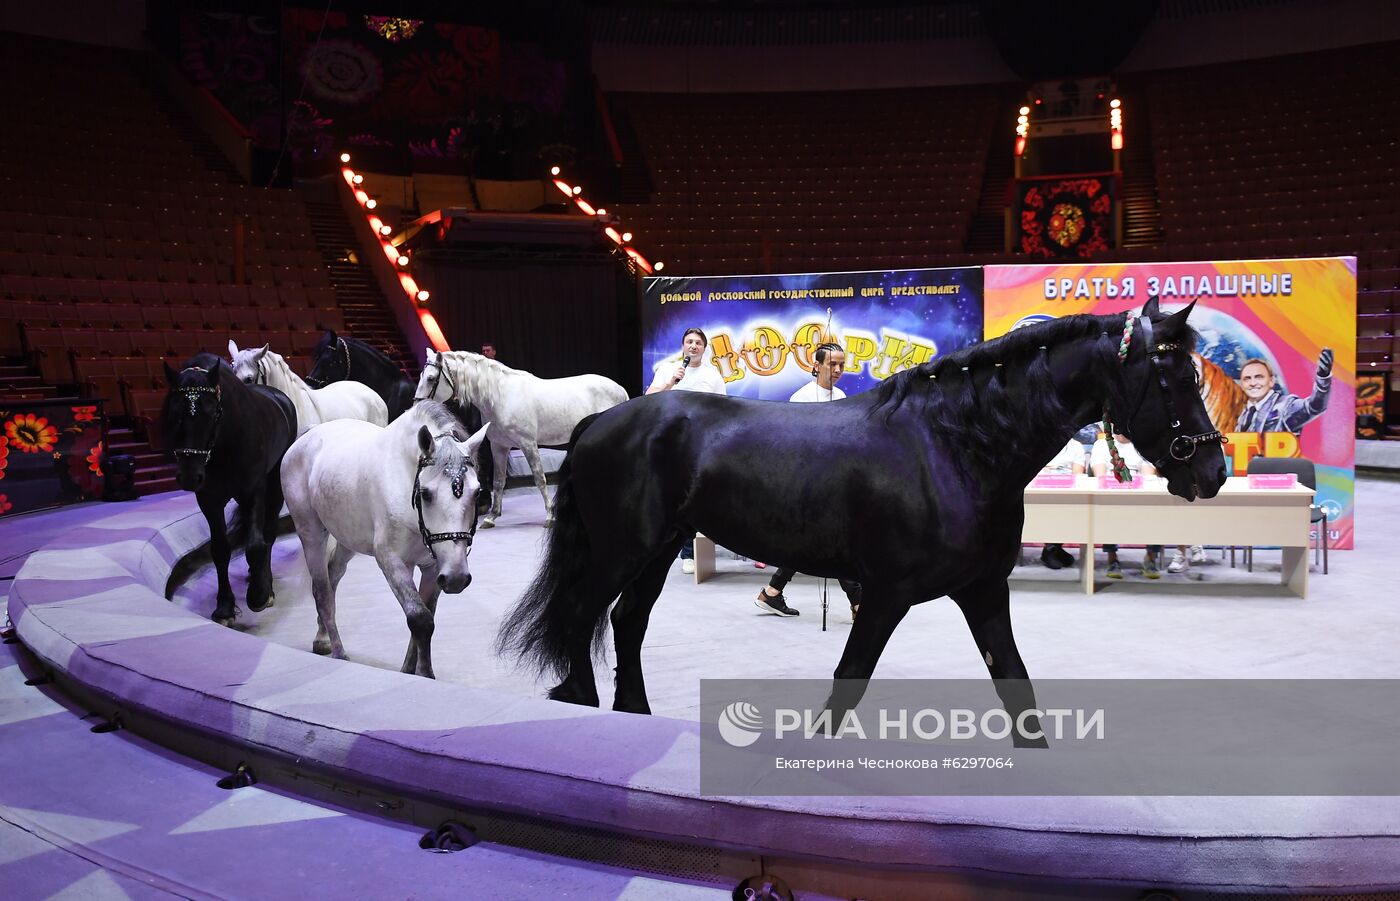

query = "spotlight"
[550,166,561,176]
[416,290,430,302]
[1019,106,1030,115]
[352,174,364,185]
[397,255,410,266]
[596,208,607,216]
[572,185,582,195]
[365,199,377,209]
[340,152,351,163]
[654,261,665,271]
[621,232,632,242]
[1110,99,1121,109]
[380,225,393,236]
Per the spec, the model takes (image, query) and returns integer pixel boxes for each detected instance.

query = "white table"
[695,476,1315,597]
[1022,475,1314,597]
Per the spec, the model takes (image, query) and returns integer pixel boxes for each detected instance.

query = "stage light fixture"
[416,290,430,302]
[1110,98,1121,109]
[397,255,410,267]
[1019,106,1030,115]
[655,261,665,271]
[551,166,561,176]
[352,174,364,185]
[596,208,607,216]
[380,225,393,236]
[340,152,351,163]
[572,185,582,195]
[622,232,633,243]
[365,199,377,209]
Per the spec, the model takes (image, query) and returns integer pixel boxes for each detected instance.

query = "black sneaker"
[1049,545,1075,568]
[1040,547,1065,570]
[756,591,800,617]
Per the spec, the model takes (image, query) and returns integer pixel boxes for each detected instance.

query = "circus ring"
[10,480,1400,899]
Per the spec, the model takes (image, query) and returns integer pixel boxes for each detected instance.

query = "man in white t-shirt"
[1038,437,1088,570]
[648,327,727,573]
[1089,433,1163,579]
[646,327,727,396]
[755,343,862,619]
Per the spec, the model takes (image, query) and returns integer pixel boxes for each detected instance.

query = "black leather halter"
[174,367,222,461]
[412,437,477,560]
[414,355,457,404]
[1119,315,1226,472]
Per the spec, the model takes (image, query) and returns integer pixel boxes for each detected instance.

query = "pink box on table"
[1248,472,1298,489]
[1097,474,1144,489]
[1031,472,1076,488]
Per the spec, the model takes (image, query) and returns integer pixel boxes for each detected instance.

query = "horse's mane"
[258,349,309,396]
[443,351,509,412]
[335,334,407,380]
[870,313,1130,474]
[399,400,467,443]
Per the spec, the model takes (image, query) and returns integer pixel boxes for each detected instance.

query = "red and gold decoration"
[0,402,105,516]
[1357,373,1386,438]
[1015,174,1117,259]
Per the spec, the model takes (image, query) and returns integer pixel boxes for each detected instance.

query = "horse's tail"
[497,412,605,678]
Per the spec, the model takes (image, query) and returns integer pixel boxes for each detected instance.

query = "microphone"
[674,354,690,384]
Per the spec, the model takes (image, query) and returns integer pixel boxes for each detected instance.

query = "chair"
[1245,455,1328,574]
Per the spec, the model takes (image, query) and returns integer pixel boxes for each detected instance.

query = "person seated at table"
[1037,437,1089,570]
[1090,432,1163,579]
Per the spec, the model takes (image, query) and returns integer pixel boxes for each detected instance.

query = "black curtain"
[414,258,637,389]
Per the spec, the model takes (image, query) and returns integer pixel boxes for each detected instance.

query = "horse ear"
[1141,296,1161,320]
[1162,299,1197,332]
[256,343,270,360]
[425,348,436,364]
[227,338,239,358]
[205,359,220,387]
[418,424,433,458]
[164,360,180,384]
[462,421,491,455]
[324,328,336,341]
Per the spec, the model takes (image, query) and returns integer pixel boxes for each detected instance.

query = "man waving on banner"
[1236,348,1334,438]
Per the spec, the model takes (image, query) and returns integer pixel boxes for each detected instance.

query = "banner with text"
[985,258,1357,548]
[641,268,983,401]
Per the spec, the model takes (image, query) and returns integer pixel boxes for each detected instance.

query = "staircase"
[301,200,419,378]
[1118,88,1165,248]
[965,121,1016,254]
[607,98,654,204]
[0,358,59,400]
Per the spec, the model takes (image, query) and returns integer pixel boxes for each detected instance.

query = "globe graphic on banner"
[1164,304,1285,391]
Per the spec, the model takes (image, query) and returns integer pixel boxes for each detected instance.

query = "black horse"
[499,300,1228,745]
[306,330,416,421]
[307,330,493,512]
[162,353,298,626]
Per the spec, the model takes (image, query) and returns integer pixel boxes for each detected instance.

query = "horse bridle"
[305,338,350,389]
[414,355,457,404]
[174,367,222,462]
[412,436,477,561]
[1109,313,1226,473]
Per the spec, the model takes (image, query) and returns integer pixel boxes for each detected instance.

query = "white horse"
[228,340,387,434]
[281,401,490,679]
[414,350,628,527]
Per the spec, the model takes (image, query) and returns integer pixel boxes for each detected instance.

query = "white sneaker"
[1189,545,1208,565]
[681,559,696,575]
[1167,551,1189,574]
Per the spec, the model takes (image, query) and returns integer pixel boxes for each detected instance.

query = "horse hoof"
[247,597,274,613]
[547,683,600,707]
[312,640,332,656]
[613,699,652,716]
[479,519,496,530]
[213,614,235,628]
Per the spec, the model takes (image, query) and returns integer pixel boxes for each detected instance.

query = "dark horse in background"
[162,353,298,626]
[307,330,493,512]
[500,300,1228,745]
